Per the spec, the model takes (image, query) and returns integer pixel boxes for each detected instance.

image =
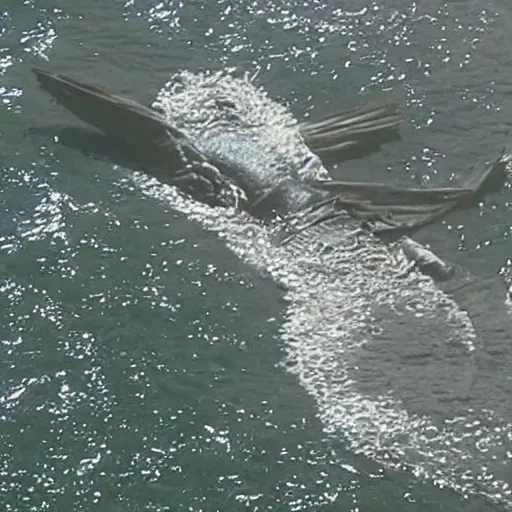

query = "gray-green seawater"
[2,0,512,510]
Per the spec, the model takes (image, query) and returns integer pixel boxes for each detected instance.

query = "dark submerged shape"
[31,67,508,242]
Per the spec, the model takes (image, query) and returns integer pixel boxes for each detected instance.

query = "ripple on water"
[2,0,512,509]
[1,158,358,510]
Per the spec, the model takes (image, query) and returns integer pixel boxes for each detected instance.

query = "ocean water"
[2,0,512,510]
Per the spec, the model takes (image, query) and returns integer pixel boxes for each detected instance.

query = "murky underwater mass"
[2,0,512,510]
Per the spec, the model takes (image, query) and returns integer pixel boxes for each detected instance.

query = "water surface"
[2,0,512,510]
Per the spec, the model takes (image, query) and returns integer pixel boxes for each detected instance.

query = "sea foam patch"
[127,69,512,508]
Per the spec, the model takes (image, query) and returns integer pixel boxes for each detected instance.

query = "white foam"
[131,70,512,507]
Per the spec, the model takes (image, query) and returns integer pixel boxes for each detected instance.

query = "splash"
[133,69,512,508]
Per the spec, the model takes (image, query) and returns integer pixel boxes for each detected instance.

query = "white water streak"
[133,70,512,507]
